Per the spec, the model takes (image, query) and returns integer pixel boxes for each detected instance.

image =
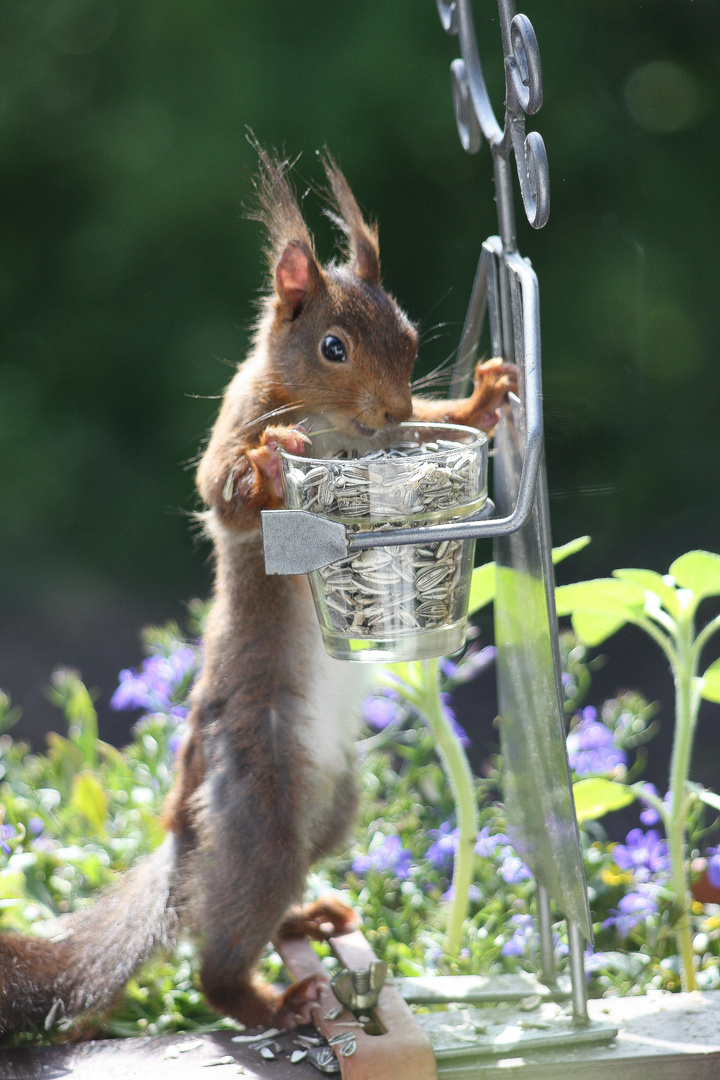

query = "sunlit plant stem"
[385,658,478,955]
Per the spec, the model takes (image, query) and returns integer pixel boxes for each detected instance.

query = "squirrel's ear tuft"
[275,241,321,318]
[247,138,318,270]
[321,151,381,285]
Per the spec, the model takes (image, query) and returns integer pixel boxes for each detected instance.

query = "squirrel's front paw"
[468,358,518,432]
[277,895,360,941]
[246,425,310,504]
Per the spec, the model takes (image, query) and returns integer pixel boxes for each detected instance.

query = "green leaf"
[0,870,27,901]
[555,578,646,645]
[71,771,108,834]
[49,670,99,769]
[552,535,591,564]
[670,551,720,603]
[573,777,636,822]
[468,562,495,615]
[571,610,629,647]
[556,578,646,616]
[46,732,85,788]
[612,569,680,619]
[468,537,590,616]
[700,657,720,703]
[692,786,720,813]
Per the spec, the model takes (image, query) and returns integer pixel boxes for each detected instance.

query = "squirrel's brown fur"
[0,149,516,1037]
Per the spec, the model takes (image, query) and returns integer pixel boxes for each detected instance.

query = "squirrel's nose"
[384,398,413,426]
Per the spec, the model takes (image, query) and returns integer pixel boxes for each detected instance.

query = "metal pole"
[567,920,589,1026]
[536,884,557,987]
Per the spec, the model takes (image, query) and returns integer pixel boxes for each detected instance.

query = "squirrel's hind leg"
[200,957,327,1029]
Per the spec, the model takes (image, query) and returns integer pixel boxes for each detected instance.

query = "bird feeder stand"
[263,0,618,1070]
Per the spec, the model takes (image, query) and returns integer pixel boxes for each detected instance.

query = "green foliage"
[670,552,720,605]
[468,534,590,617]
[572,777,636,822]
[4,545,720,1043]
[556,549,720,992]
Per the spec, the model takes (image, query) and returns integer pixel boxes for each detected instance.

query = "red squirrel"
[0,149,515,1036]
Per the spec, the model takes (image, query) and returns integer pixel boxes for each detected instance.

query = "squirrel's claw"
[275,974,328,1028]
[468,358,518,432]
[247,425,310,502]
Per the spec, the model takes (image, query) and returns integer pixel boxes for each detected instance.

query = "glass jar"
[280,422,488,662]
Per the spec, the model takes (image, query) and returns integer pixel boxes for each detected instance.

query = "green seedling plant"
[380,536,590,956]
[556,549,720,992]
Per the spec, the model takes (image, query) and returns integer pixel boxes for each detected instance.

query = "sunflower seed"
[282,434,484,640]
[308,1045,341,1074]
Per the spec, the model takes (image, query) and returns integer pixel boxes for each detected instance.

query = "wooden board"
[0,1027,322,1080]
[2,983,720,1078]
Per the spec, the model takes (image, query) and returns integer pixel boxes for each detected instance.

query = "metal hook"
[438,0,550,239]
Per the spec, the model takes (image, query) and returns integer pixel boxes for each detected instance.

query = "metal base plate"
[415,1003,617,1063]
[397,972,571,1005]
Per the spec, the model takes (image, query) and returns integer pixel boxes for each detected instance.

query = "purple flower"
[426,823,458,871]
[566,716,627,777]
[352,834,412,880]
[28,817,44,836]
[475,826,510,858]
[439,658,459,679]
[612,828,669,882]
[705,846,720,889]
[475,828,532,883]
[361,691,400,732]
[638,785,674,827]
[502,913,535,957]
[440,695,470,747]
[638,783,662,826]
[168,733,184,756]
[604,889,658,937]
[424,944,443,966]
[441,646,497,684]
[708,856,720,890]
[111,645,199,717]
[498,849,533,884]
[0,823,16,855]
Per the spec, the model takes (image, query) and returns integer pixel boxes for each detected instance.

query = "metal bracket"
[261,498,498,576]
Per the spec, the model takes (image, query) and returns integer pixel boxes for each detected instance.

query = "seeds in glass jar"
[284,436,481,638]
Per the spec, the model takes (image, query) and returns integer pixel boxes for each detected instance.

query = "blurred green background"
[1,0,718,746]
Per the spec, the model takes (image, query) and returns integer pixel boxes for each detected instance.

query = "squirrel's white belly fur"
[295,578,371,778]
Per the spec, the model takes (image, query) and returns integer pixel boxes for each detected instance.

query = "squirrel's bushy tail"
[0,835,180,1035]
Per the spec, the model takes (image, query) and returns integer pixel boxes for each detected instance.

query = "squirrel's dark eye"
[321,334,347,363]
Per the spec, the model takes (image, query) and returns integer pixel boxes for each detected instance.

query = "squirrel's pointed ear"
[247,143,323,316]
[275,240,323,318]
[322,152,381,285]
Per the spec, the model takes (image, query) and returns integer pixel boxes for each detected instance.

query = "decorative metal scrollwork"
[437,0,549,236]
